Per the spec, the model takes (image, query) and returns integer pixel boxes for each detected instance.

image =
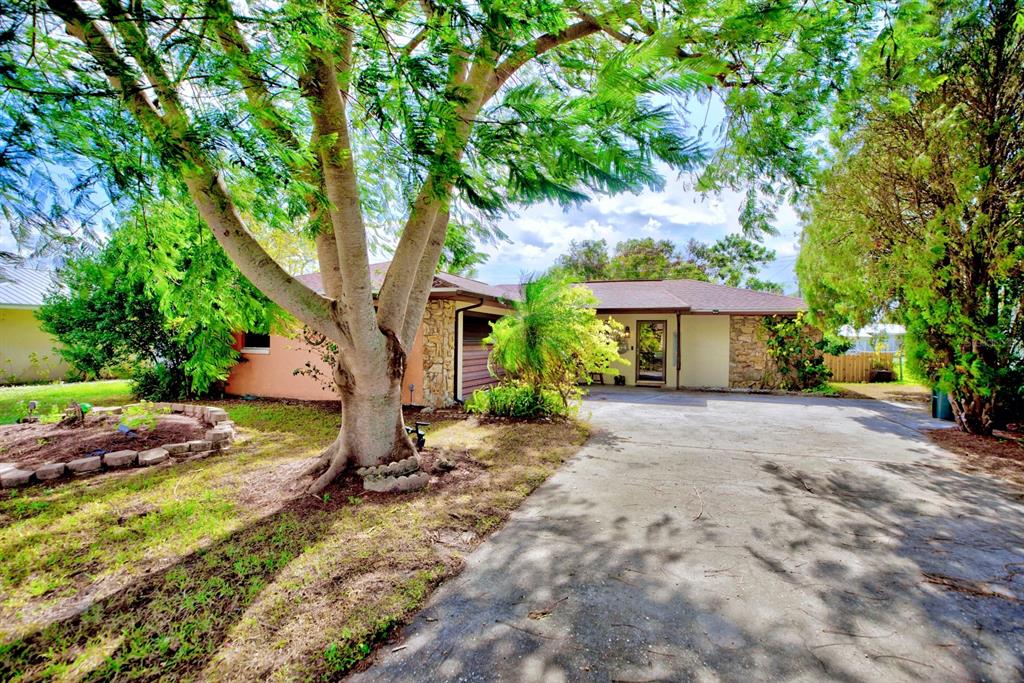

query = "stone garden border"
[0,403,237,489]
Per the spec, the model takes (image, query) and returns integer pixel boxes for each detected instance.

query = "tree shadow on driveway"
[755,455,1024,682]
[350,390,1024,683]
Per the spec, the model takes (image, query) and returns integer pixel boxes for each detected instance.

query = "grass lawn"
[0,383,588,681]
[0,381,133,425]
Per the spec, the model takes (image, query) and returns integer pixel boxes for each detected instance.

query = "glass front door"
[636,320,666,383]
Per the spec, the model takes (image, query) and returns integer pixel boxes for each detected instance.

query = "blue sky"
[474,94,805,291]
[477,183,803,291]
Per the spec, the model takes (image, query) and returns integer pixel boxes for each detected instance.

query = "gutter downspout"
[675,310,682,390]
[453,298,485,403]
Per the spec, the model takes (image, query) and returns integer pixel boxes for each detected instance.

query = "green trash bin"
[931,389,954,421]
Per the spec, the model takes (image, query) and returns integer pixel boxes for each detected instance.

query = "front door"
[636,320,666,384]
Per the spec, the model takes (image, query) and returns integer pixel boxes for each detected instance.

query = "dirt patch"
[833,382,931,407]
[928,428,1024,488]
[0,414,206,470]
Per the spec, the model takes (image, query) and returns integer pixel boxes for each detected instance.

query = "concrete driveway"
[351,389,1024,682]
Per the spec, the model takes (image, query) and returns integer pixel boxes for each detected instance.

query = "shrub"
[761,313,850,391]
[465,383,569,419]
[130,363,191,402]
[485,273,625,411]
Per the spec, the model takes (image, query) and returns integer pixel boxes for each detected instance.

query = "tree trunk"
[950,388,995,436]
[308,335,417,493]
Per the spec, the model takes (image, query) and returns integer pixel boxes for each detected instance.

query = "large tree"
[798,0,1023,434]
[1,0,869,490]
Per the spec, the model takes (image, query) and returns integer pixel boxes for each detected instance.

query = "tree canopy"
[556,235,781,291]
[797,0,1024,433]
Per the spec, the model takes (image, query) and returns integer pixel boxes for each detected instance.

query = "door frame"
[634,319,668,385]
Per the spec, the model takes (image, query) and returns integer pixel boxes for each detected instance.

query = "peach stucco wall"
[225,324,427,404]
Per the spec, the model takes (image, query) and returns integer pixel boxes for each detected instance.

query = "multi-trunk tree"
[2,0,869,489]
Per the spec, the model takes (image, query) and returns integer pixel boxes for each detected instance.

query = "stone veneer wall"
[420,299,457,408]
[728,315,780,389]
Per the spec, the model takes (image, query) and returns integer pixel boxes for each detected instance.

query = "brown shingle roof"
[296,263,508,301]
[295,262,804,314]
[584,279,804,314]
[494,279,804,314]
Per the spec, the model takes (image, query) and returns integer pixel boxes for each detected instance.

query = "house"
[226,264,512,405]
[225,264,806,406]
[0,268,69,384]
[839,324,906,354]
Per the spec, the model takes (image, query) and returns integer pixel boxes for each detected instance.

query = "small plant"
[347,496,362,505]
[38,405,64,424]
[465,383,570,418]
[119,401,169,431]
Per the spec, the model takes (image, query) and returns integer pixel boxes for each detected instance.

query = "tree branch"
[207,0,303,152]
[307,40,379,351]
[485,18,604,101]
[45,0,338,341]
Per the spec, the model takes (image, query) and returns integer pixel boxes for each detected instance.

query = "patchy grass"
[0,398,588,682]
[0,381,133,426]
[803,383,842,397]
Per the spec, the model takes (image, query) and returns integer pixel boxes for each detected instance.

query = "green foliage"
[119,400,170,432]
[0,0,874,271]
[464,383,569,418]
[38,199,280,400]
[486,274,624,409]
[557,235,781,290]
[761,314,848,391]
[797,0,1024,433]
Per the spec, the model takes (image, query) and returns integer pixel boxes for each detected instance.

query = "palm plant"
[486,274,625,407]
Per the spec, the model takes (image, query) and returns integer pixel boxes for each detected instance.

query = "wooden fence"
[823,352,894,383]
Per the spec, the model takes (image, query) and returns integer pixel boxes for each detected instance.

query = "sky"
[473,94,806,292]
[476,182,804,292]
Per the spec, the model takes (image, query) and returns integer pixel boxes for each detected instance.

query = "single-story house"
[839,323,906,354]
[226,263,806,406]
[0,268,69,384]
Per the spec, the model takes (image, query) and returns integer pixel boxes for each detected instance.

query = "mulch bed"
[0,414,206,471]
[928,427,1024,488]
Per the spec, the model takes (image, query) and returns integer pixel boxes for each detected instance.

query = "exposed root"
[308,448,351,495]
[300,438,341,479]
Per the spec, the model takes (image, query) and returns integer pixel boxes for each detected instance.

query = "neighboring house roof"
[0,268,59,309]
[296,262,805,314]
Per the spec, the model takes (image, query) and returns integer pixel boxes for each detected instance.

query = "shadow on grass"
[0,488,344,682]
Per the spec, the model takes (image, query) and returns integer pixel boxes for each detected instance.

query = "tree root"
[308,445,350,495]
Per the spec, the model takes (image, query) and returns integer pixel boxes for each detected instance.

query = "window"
[242,332,270,354]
